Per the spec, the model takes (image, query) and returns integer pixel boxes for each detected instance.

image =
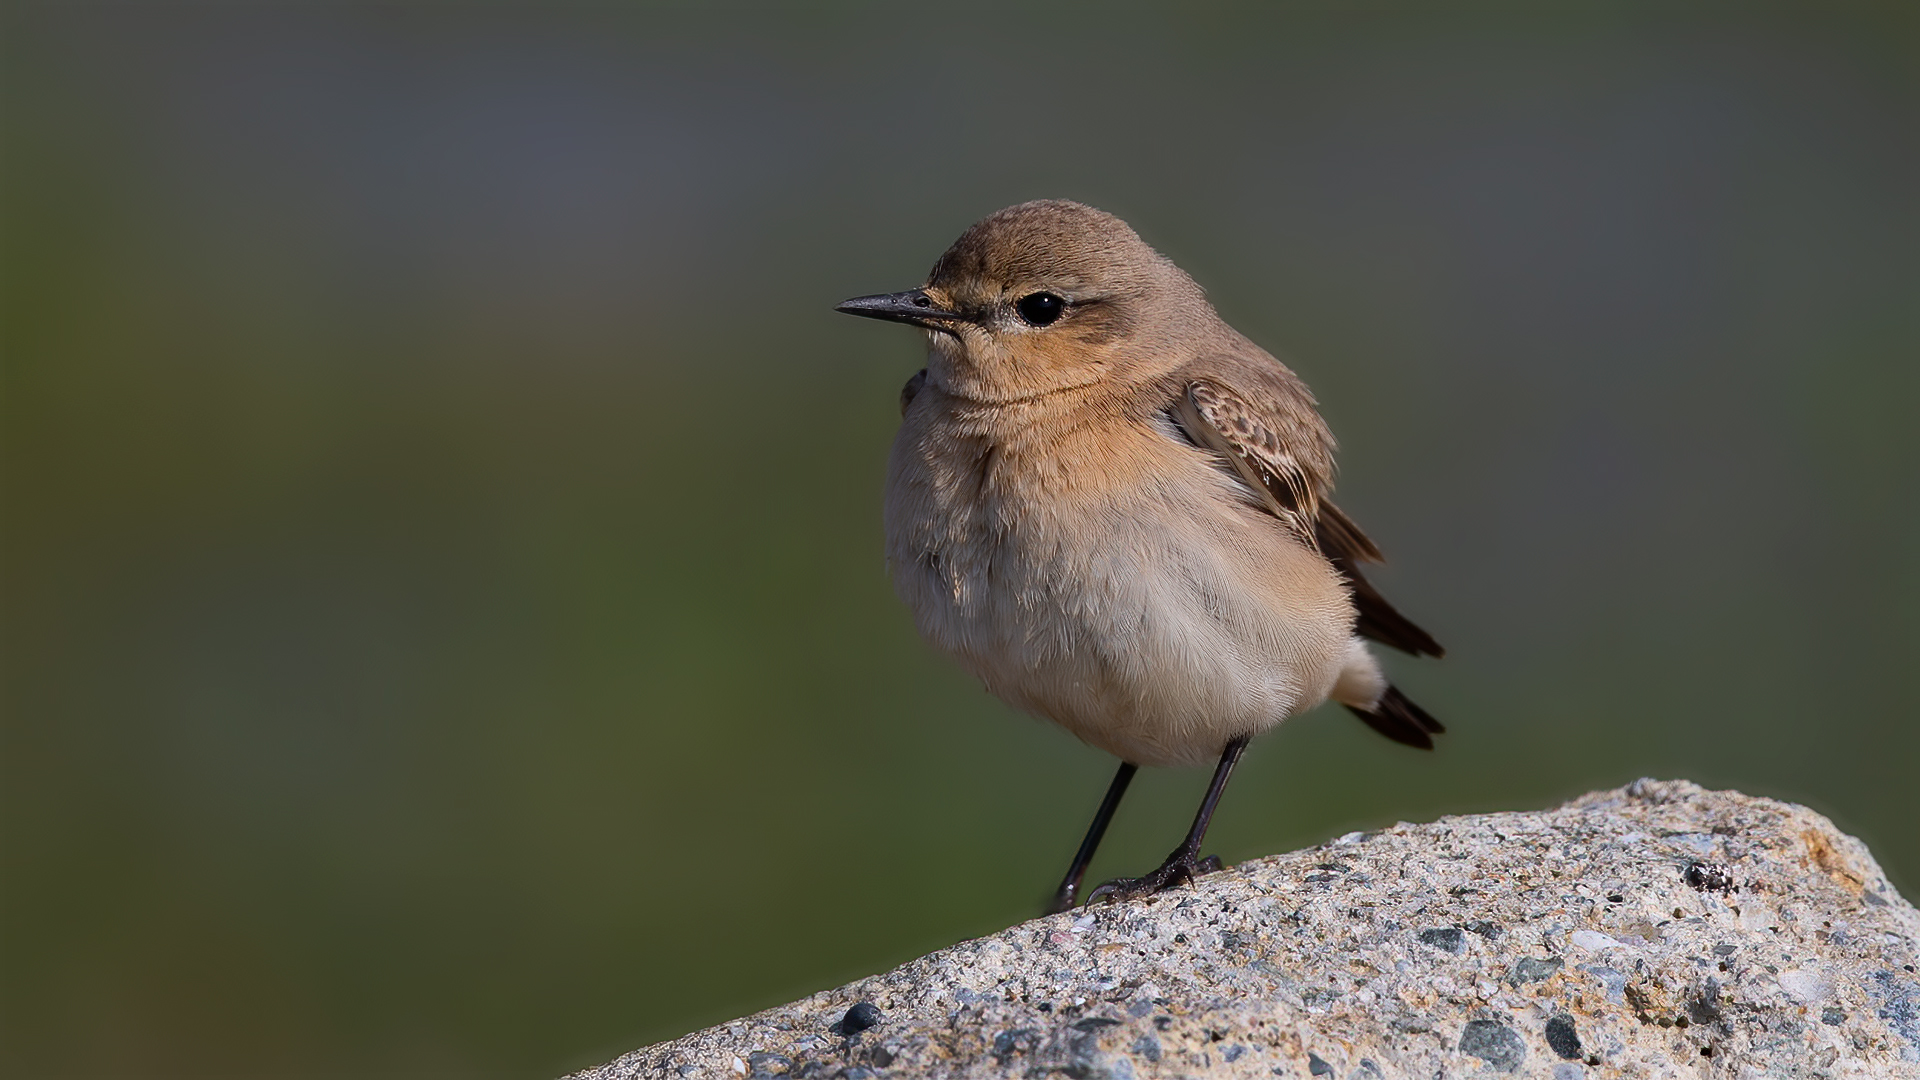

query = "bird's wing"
[1170,369,1444,658]
[1329,537,1445,657]
[899,368,928,415]
[1172,378,1322,543]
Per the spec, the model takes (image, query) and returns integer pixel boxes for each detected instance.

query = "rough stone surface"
[573,781,1920,1079]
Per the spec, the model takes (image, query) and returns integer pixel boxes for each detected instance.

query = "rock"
[829,1003,884,1039]
[571,780,1920,1078]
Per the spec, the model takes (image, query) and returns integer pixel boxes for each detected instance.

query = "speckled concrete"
[572,781,1919,1079]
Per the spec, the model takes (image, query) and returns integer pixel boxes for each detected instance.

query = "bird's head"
[837,200,1214,403]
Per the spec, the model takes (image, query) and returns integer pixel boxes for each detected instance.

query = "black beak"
[834,289,968,328]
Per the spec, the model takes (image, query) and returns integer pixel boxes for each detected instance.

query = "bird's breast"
[883,396,1353,767]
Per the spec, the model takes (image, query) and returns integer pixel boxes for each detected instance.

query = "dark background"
[3,5,1914,1078]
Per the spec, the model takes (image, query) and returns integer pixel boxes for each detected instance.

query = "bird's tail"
[1345,685,1445,750]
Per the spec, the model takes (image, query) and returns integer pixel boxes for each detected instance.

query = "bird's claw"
[1083,849,1225,906]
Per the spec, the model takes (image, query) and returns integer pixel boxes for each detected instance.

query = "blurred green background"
[3,4,1914,1077]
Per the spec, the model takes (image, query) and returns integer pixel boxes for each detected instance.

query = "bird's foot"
[1084,847,1225,906]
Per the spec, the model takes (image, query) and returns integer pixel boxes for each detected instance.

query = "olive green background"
[3,5,1914,1078]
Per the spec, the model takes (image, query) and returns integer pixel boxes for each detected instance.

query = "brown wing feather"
[1316,502,1444,658]
[900,368,928,415]
[1330,552,1446,658]
[1316,500,1383,563]
[1171,373,1444,659]
[1172,382,1318,544]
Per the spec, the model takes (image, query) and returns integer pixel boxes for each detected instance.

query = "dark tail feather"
[1345,685,1445,750]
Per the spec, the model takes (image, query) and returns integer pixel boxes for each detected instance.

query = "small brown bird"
[837,201,1444,913]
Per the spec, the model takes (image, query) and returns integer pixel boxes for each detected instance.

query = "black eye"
[1016,292,1065,327]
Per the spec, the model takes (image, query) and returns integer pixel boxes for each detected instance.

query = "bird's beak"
[834,289,969,328]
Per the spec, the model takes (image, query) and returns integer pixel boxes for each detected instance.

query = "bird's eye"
[1016,292,1065,327]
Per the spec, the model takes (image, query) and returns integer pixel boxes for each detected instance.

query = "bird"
[835,200,1444,913]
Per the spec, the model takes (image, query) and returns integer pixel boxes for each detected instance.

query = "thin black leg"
[1087,735,1251,905]
[1047,761,1137,914]
[1178,734,1249,855]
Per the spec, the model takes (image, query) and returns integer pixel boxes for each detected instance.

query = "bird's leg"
[1046,761,1138,915]
[1087,735,1250,906]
